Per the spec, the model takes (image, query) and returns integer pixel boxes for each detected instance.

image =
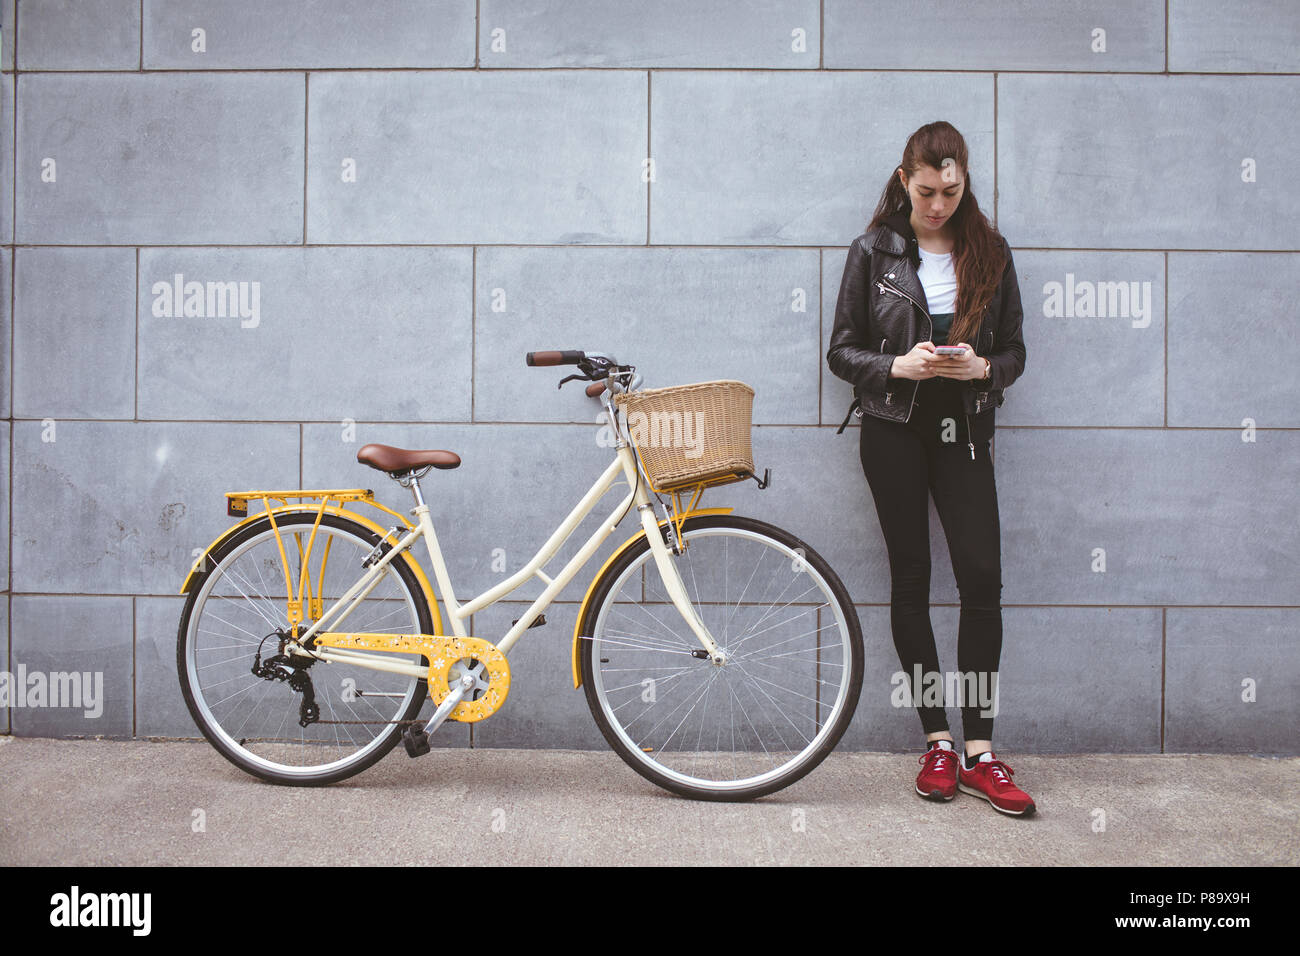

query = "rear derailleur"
[251,629,320,727]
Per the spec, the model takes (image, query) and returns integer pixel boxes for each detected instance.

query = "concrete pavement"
[0,737,1295,866]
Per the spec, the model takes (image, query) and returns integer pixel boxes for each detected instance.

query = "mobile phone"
[930,345,968,357]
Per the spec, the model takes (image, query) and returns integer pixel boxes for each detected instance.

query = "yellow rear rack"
[219,489,415,635]
[226,488,397,517]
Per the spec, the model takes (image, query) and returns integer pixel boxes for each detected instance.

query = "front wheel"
[578,515,863,801]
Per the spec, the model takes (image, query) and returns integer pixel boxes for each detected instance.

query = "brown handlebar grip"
[585,381,606,397]
[526,350,584,367]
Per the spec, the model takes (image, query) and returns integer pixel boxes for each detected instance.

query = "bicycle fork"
[627,461,726,666]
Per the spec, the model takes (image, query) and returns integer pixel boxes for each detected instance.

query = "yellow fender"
[571,507,733,689]
[179,504,444,635]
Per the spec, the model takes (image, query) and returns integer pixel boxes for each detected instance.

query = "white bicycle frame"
[288,430,723,680]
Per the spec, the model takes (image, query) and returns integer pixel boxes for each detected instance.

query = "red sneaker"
[958,752,1036,816]
[915,741,958,801]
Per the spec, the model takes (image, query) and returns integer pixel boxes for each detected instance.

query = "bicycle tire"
[578,514,863,801]
[178,512,434,786]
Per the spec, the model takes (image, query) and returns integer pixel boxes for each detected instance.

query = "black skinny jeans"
[858,374,1003,741]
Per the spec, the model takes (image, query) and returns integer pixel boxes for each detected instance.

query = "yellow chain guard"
[312,633,511,723]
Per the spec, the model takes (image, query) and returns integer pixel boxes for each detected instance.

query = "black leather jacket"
[827,212,1026,451]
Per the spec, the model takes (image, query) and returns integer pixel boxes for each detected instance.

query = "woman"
[827,121,1034,816]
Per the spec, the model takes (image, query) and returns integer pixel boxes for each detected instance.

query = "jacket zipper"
[879,337,892,405]
[877,274,975,461]
[973,324,995,413]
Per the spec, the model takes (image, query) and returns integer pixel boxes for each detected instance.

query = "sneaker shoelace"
[983,759,1017,789]
[919,747,957,774]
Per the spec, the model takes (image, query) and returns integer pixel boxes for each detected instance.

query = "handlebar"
[526,349,642,396]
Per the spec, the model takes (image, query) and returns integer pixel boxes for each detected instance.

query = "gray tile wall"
[3,2,1295,755]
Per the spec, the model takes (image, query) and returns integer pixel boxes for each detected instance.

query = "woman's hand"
[889,345,987,382]
[928,343,989,381]
[889,343,937,381]
[889,342,987,382]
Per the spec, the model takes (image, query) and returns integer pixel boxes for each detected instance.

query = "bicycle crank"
[311,633,511,723]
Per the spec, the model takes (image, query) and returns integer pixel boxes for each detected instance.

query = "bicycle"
[177,350,864,801]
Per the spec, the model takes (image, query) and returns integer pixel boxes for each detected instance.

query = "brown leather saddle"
[356,443,461,476]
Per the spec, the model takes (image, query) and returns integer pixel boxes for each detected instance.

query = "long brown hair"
[868,121,1005,350]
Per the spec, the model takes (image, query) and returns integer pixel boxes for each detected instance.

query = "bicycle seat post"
[397,468,429,510]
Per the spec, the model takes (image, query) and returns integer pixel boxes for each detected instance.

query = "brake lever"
[557,373,585,389]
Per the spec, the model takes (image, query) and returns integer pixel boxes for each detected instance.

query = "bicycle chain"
[236,716,429,745]
[304,717,426,726]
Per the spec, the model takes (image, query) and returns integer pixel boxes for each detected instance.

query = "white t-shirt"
[916,247,957,314]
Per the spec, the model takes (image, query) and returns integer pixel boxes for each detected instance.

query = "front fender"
[571,507,733,689]
[179,505,443,635]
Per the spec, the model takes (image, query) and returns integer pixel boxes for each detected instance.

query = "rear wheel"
[178,512,433,785]
[579,515,863,801]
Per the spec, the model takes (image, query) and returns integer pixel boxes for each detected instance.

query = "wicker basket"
[613,380,755,491]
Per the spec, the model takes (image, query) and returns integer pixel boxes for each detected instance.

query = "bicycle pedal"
[511,613,546,629]
[402,726,431,758]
